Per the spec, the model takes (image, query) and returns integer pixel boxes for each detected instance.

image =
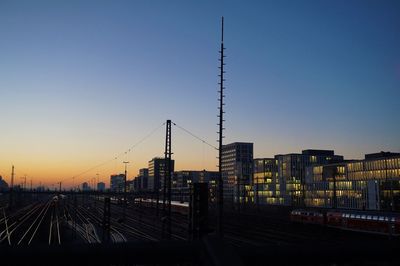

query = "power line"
[172,122,218,150]
[53,122,166,187]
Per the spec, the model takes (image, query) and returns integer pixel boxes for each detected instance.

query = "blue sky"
[0,0,399,185]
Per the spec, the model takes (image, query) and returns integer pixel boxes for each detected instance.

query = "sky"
[1,0,399,188]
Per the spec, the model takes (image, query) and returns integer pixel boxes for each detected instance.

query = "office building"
[137,168,149,191]
[274,149,344,206]
[148,158,175,192]
[253,158,281,205]
[170,170,219,202]
[221,142,253,203]
[110,174,125,192]
[82,182,90,191]
[0,176,9,191]
[97,182,106,192]
[174,171,201,188]
[305,152,400,211]
[0,175,8,191]
[127,180,134,192]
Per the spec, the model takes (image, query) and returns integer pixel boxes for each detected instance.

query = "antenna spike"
[221,16,224,43]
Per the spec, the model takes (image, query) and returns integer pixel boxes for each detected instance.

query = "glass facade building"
[221,142,254,203]
[110,174,125,192]
[305,152,400,211]
[148,158,175,193]
[274,150,344,206]
[253,158,282,205]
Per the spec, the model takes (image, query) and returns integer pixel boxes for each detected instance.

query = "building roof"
[365,151,400,160]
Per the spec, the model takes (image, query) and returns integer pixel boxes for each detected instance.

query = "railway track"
[0,198,58,246]
[1,194,398,249]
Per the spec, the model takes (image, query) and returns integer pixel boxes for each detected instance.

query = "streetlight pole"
[95,173,99,209]
[123,161,129,220]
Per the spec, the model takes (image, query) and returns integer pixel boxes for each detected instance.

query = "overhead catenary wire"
[172,122,218,151]
[53,122,166,188]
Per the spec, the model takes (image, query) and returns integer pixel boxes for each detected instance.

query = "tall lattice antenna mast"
[217,16,226,237]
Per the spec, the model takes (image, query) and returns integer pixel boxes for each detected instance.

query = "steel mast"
[217,16,226,238]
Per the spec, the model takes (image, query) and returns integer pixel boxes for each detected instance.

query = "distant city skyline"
[1,0,399,187]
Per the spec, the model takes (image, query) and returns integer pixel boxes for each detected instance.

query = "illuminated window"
[310,156,317,163]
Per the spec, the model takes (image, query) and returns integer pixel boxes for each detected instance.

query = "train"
[134,198,189,215]
[290,209,400,236]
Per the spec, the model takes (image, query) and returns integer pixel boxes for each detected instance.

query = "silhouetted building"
[171,170,219,202]
[110,174,125,192]
[82,182,90,191]
[137,168,149,191]
[148,158,175,192]
[221,142,254,203]
[97,182,106,191]
[127,180,134,192]
[36,186,45,192]
[0,176,9,191]
[174,171,201,188]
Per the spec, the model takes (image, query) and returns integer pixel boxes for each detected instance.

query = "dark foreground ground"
[1,194,399,265]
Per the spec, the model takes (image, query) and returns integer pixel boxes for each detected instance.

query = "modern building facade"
[305,152,400,211]
[82,182,90,191]
[97,182,106,192]
[134,168,149,191]
[110,174,125,192]
[252,158,281,205]
[0,176,9,191]
[221,142,253,203]
[148,158,175,192]
[171,170,219,202]
[173,171,201,188]
[274,149,344,206]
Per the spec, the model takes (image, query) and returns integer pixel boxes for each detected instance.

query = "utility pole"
[217,16,226,238]
[59,182,62,192]
[20,175,27,205]
[21,175,27,191]
[163,119,172,239]
[11,165,15,188]
[123,161,129,220]
[9,165,15,210]
[96,173,100,207]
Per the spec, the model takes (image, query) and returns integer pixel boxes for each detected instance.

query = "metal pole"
[217,16,225,238]
[9,165,15,210]
[333,173,337,209]
[96,173,99,208]
[167,121,172,239]
[11,165,14,188]
[123,161,129,220]
[163,120,172,239]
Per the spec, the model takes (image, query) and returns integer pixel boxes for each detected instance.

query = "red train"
[290,209,400,236]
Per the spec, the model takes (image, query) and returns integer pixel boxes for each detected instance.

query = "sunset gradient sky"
[1,0,399,188]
